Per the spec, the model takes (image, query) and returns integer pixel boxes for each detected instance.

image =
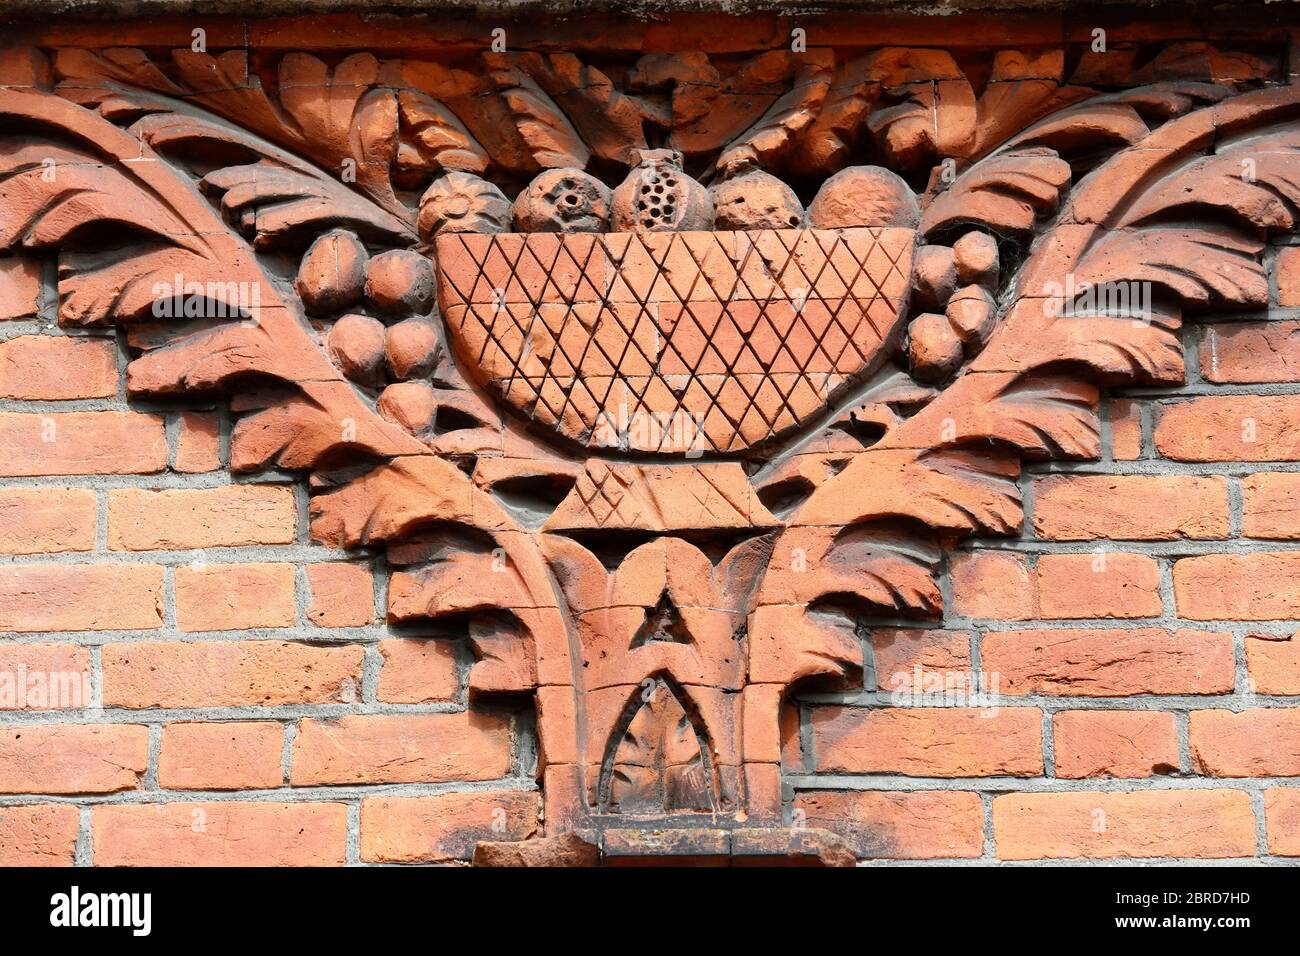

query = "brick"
[0,487,96,554]
[159,722,285,790]
[1155,396,1300,461]
[1264,788,1300,855]
[0,335,117,399]
[0,724,147,793]
[1277,246,1300,306]
[175,412,221,472]
[1174,552,1300,620]
[1191,708,1300,776]
[291,712,512,785]
[102,640,362,708]
[871,629,971,691]
[1200,321,1300,383]
[0,258,41,320]
[174,563,296,631]
[981,628,1233,696]
[993,790,1255,859]
[0,564,163,632]
[0,805,79,866]
[810,706,1042,776]
[1241,473,1300,538]
[377,638,458,703]
[1036,553,1162,619]
[1053,711,1180,778]
[1246,633,1300,694]
[361,789,538,863]
[793,791,983,859]
[108,486,296,550]
[0,411,165,476]
[306,562,374,627]
[93,803,347,866]
[1033,475,1228,540]
[950,552,1033,620]
[1109,399,1143,460]
[0,644,92,710]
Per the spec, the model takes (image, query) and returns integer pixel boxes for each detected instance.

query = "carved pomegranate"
[610,148,712,232]
[709,167,806,230]
[512,169,611,233]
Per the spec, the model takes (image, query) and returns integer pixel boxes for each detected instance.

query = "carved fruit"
[366,250,435,316]
[378,380,437,438]
[611,148,712,233]
[808,166,920,229]
[385,318,440,380]
[295,229,367,317]
[912,244,957,312]
[907,312,964,384]
[417,172,511,239]
[946,285,997,352]
[512,169,612,233]
[953,230,1000,288]
[327,313,387,387]
[709,168,805,231]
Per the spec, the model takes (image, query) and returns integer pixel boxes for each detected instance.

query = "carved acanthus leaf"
[482,52,590,170]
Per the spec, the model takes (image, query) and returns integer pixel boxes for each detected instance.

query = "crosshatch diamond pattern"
[435,227,916,455]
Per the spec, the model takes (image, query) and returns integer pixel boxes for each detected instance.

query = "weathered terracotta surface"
[1,10,1298,862]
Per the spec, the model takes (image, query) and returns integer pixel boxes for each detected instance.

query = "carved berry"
[327,313,387,387]
[295,229,367,317]
[912,244,957,312]
[365,250,435,316]
[418,172,511,239]
[385,318,440,380]
[611,148,712,232]
[808,166,920,229]
[953,230,1000,288]
[907,312,963,383]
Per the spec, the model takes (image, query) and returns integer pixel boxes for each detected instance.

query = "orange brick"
[0,564,162,632]
[0,724,147,793]
[993,790,1255,859]
[1201,321,1300,383]
[1033,475,1227,540]
[109,486,296,550]
[1246,633,1300,694]
[1241,473,1300,538]
[0,805,79,866]
[0,487,96,554]
[377,638,458,703]
[1174,552,1300,620]
[1109,399,1142,460]
[871,629,971,689]
[1036,553,1162,619]
[810,706,1042,776]
[102,640,362,708]
[981,628,1233,696]
[1191,708,1300,776]
[291,712,512,785]
[0,644,92,711]
[0,336,117,399]
[1264,788,1300,855]
[1276,246,1300,306]
[0,258,41,320]
[159,722,285,790]
[0,411,165,476]
[174,563,296,631]
[950,552,1033,620]
[793,790,984,859]
[1155,396,1300,461]
[306,562,374,627]
[93,803,347,866]
[1053,711,1179,778]
[361,790,538,863]
[175,412,221,473]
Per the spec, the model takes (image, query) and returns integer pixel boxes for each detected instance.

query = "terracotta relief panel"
[0,16,1296,860]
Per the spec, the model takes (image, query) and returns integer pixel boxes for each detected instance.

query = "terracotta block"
[1246,633,1300,694]
[1191,709,1300,776]
[361,790,538,862]
[0,487,96,554]
[0,805,79,866]
[174,563,296,631]
[108,486,296,550]
[1035,553,1162,619]
[1033,475,1228,540]
[0,336,117,399]
[1053,711,1180,778]
[377,638,458,703]
[0,412,165,477]
[175,412,222,472]
[307,562,374,627]
[0,723,148,794]
[1174,552,1300,620]
[159,722,285,790]
[1241,473,1300,538]
[794,790,983,859]
[950,552,1034,620]
[0,564,162,632]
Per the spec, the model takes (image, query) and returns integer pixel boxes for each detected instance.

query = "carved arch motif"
[0,37,1295,849]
